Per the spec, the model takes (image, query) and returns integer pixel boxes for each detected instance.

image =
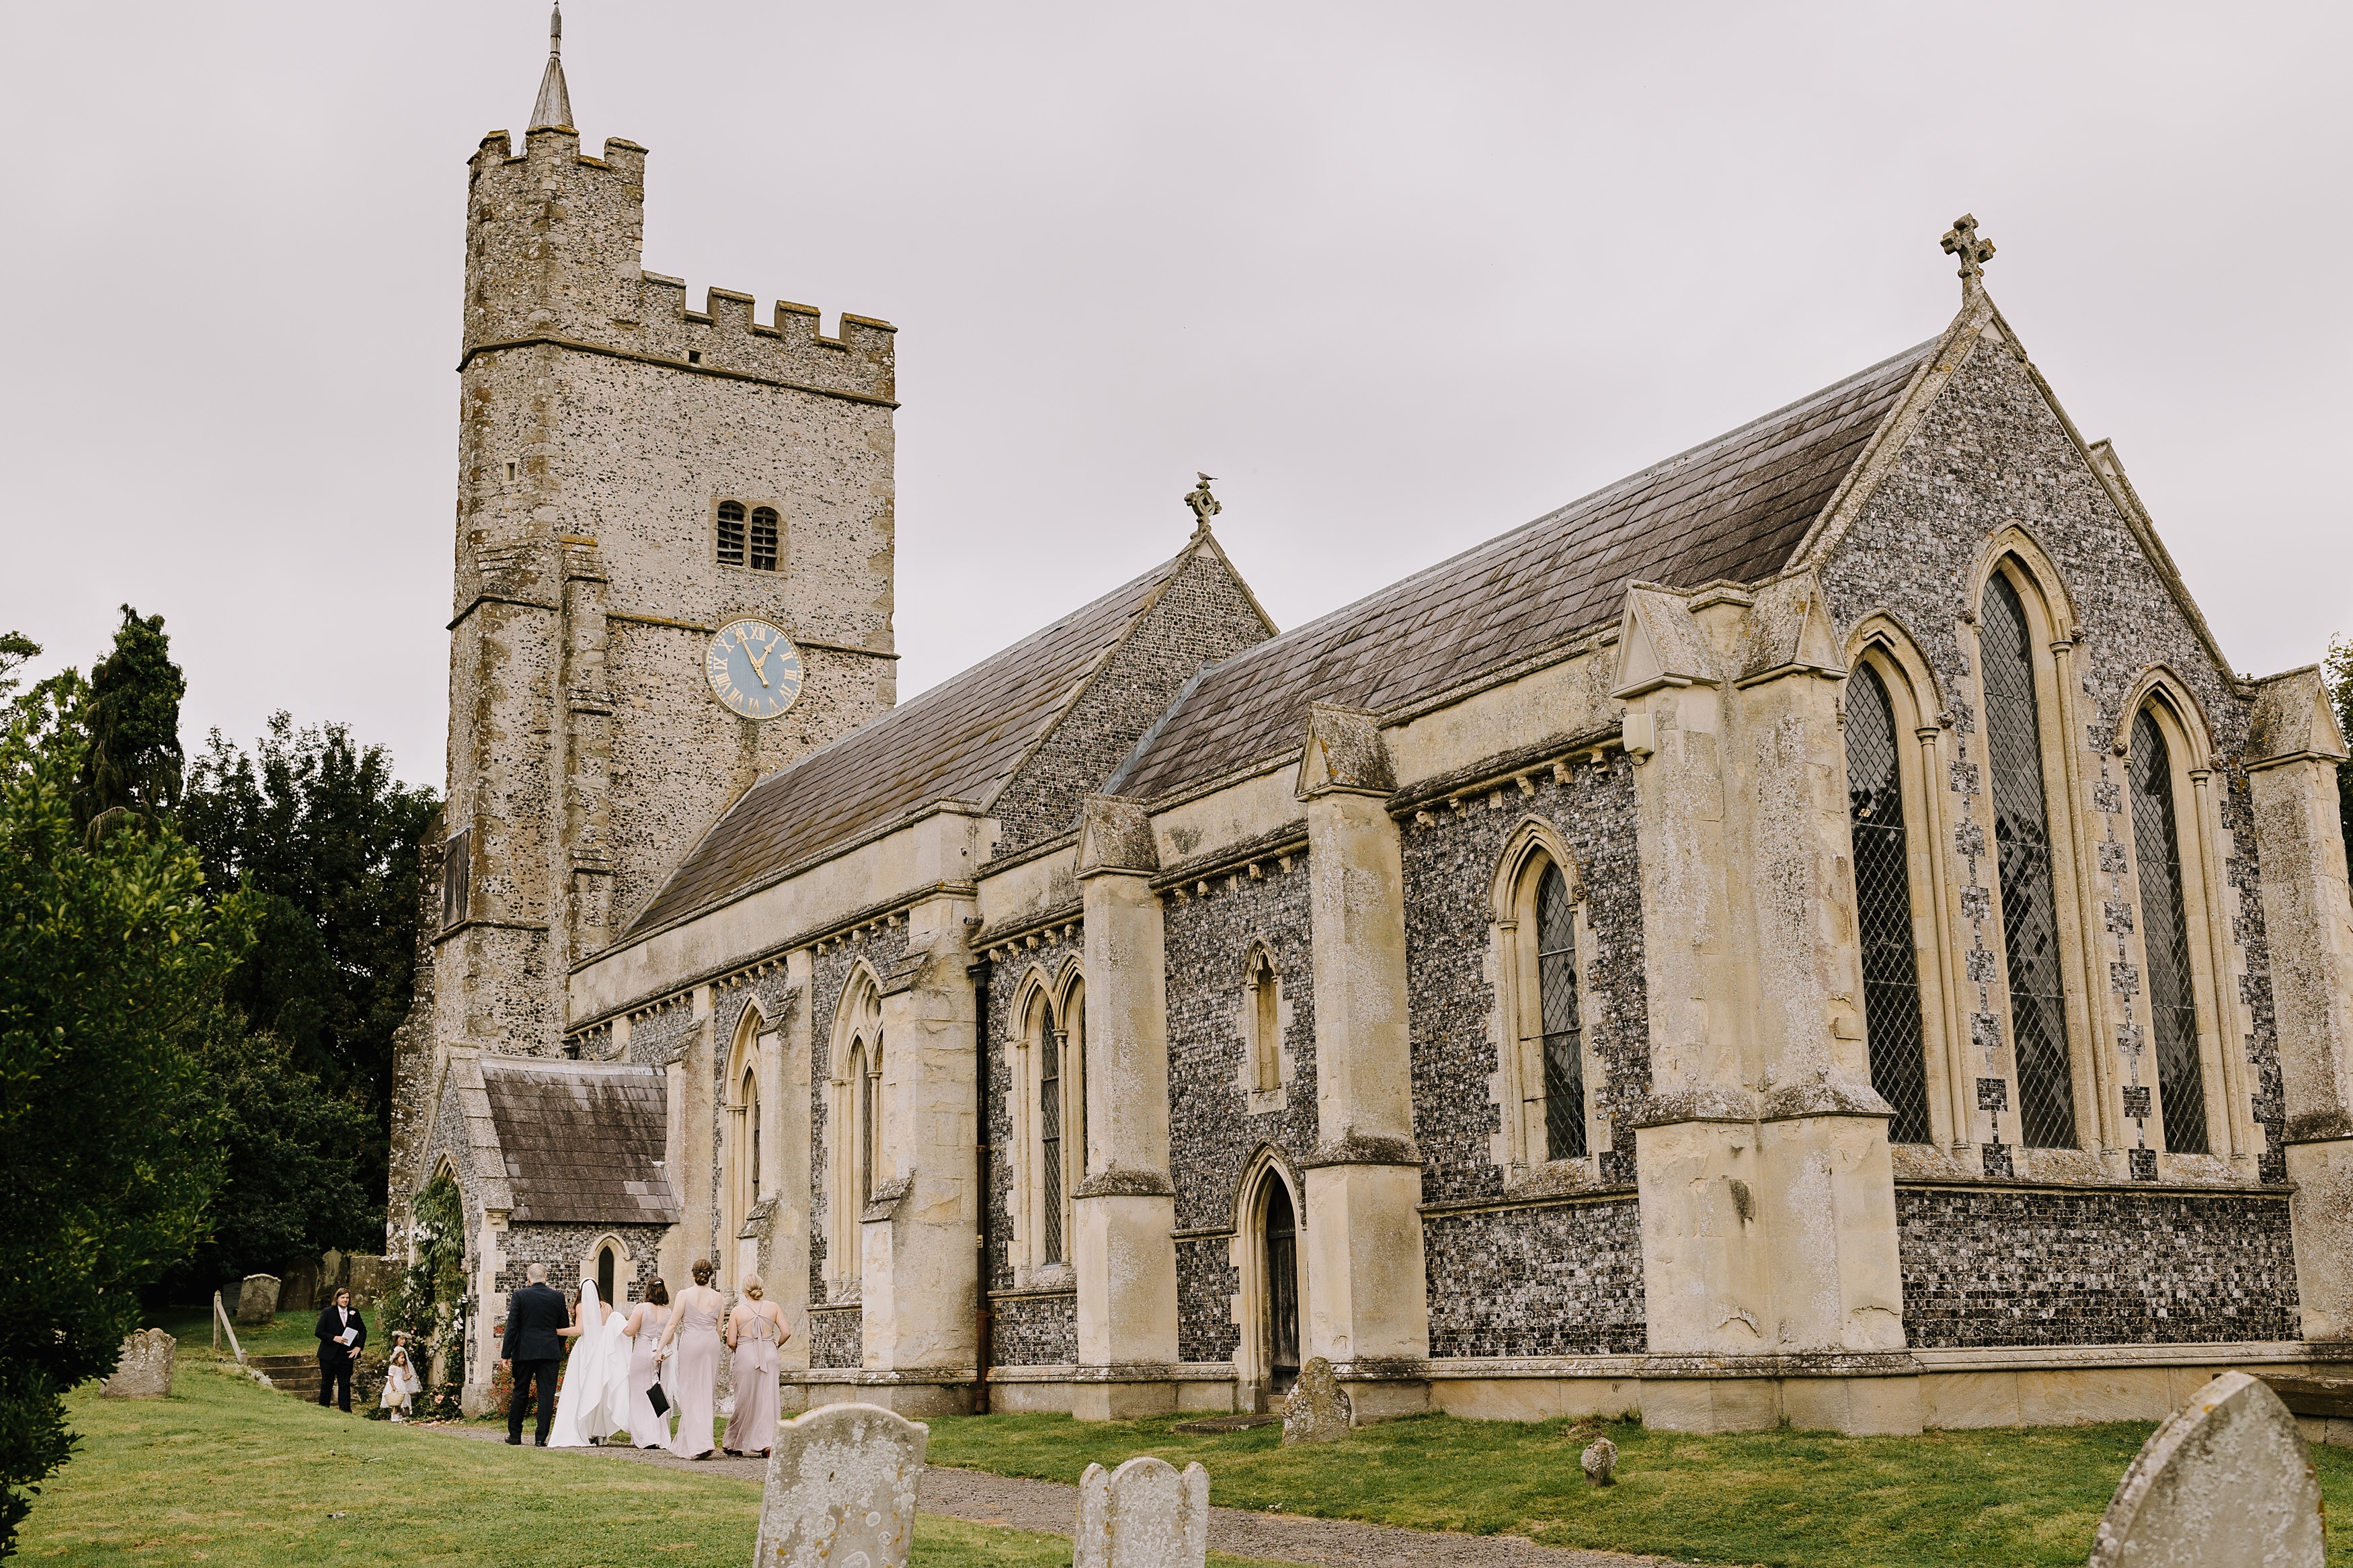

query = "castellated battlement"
[463,125,893,405]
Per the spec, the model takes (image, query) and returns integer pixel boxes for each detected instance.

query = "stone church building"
[389,18,2353,1434]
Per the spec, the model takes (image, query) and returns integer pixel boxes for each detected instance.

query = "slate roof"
[478,1059,680,1225]
[1112,342,1934,800]
[624,552,1195,938]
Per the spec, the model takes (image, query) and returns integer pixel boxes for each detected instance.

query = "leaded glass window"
[1536,862,1587,1161]
[1847,665,1933,1143]
[849,1040,873,1203]
[717,499,746,566]
[2130,708,2208,1154]
[1039,1003,1064,1262]
[1983,573,2078,1149]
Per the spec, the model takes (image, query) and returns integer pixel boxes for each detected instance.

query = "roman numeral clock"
[705,618,805,720]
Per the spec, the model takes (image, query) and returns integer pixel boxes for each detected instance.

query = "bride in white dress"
[547,1278,631,1447]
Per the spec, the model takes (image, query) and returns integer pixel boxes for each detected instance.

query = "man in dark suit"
[498,1262,569,1446]
[313,1288,366,1411]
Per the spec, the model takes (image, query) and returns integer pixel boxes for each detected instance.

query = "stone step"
[249,1354,318,1369]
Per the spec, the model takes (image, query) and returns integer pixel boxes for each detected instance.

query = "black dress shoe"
[504,1436,521,1445]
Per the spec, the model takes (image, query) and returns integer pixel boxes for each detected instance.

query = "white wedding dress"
[547,1280,632,1446]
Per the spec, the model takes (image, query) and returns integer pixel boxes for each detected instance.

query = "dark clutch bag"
[648,1383,670,1417]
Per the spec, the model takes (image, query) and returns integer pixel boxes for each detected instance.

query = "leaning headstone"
[2087,1370,2323,1568]
[101,1329,177,1399]
[754,1401,926,1568]
[1280,1356,1351,1445]
[1075,1455,1209,1568]
[235,1274,280,1327]
[1581,1436,1617,1488]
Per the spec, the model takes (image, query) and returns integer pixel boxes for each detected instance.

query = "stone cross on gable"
[1941,214,1996,290]
[1183,472,1221,528]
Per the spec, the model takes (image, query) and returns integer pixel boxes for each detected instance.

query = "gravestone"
[1075,1455,1210,1568]
[278,1257,321,1313]
[754,1401,926,1568]
[346,1255,396,1309]
[2087,1371,2323,1568]
[101,1329,177,1399]
[1582,1436,1618,1487]
[1280,1356,1351,1445]
[235,1274,281,1327]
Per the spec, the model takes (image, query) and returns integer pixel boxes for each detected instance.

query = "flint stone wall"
[489,1221,666,1303]
[1423,1198,1647,1358]
[1818,331,2286,1180]
[1402,755,1649,1204]
[808,920,911,1305]
[808,1307,864,1371]
[984,920,1083,1292]
[990,1290,1077,1366]
[1897,1187,2299,1346]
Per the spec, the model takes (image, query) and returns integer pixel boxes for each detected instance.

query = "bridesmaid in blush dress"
[721,1274,789,1458]
[621,1276,670,1449]
[655,1258,725,1460]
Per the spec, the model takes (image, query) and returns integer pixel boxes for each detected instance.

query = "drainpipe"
[970,952,994,1415]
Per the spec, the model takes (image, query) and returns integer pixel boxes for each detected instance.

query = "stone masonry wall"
[990,1291,1078,1366]
[1177,1236,1241,1364]
[1404,755,1650,1201]
[808,1307,863,1370]
[807,921,911,1305]
[1164,855,1319,1233]
[490,1221,668,1306]
[1896,1187,2298,1346]
[1819,329,2284,1180]
[1423,1200,1647,1358]
[990,548,1274,856]
[983,922,1084,1291]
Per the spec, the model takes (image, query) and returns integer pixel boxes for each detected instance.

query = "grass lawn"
[922,1408,2353,1568]
[20,1364,1285,1567]
[147,1305,323,1362]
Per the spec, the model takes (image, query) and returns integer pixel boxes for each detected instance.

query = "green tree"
[177,715,436,1262]
[0,680,245,1553]
[73,608,184,833]
[0,634,36,710]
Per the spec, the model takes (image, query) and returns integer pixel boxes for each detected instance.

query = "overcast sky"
[2,2,2346,790]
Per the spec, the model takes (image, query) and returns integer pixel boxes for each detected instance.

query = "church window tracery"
[1019,979,1085,1270]
[1981,567,2079,1149]
[1499,833,1593,1169]
[1845,662,1933,1143]
[2129,704,2209,1155]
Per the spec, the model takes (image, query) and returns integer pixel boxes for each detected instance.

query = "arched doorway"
[596,1243,618,1309]
[1260,1175,1301,1396]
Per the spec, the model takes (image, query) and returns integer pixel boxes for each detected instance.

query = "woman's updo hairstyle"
[645,1277,669,1307]
[691,1258,715,1285]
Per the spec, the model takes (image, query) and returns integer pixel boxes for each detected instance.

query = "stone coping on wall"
[984,1362,1238,1385]
[1419,1184,1641,1218]
[1892,1175,2292,1198]
[986,1284,1078,1303]
[785,1367,980,1385]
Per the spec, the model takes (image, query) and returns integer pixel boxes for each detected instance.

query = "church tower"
[430,5,898,1070]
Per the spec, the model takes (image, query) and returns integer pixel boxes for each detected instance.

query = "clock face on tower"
[705,618,804,720]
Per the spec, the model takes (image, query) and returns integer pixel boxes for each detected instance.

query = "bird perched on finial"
[1183,472,1221,529]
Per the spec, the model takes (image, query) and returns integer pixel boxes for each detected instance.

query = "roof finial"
[530,1,574,132]
[1940,213,1995,296]
[1183,472,1222,531]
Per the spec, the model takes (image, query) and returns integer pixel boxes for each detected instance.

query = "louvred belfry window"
[2130,708,2208,1154]
[717,500,746,567]
[1845,664,1933,1143]
[1982,573,2078,1149]
[750,507,780,572]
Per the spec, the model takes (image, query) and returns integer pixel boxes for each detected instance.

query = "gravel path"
[424,1424,1683,1567]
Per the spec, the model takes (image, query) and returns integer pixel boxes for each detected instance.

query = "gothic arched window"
[1533,863,1586,1161]
[717,499,746,567]
[1037,995,1065,1264]
[1246,948,1283,1094]
[1983,569,2079,1149]
[2130,706,2208,1154]
[1845,663,1933,1143]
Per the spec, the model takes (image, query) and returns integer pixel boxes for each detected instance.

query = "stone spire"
[529,3,573,131]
